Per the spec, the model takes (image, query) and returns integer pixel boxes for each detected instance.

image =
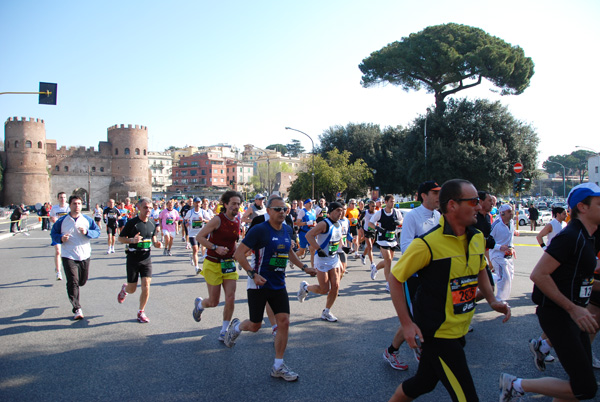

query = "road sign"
[513,163,523,173]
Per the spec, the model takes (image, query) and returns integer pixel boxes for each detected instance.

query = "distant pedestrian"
[528,203,539,231]
[10,203,28,233]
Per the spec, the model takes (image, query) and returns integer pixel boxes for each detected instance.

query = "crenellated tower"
[3,117,50,205]
[107,124,151,200]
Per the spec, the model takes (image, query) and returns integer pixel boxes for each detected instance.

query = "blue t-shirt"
[242,221,293,290]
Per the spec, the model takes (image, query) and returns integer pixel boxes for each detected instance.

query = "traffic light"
[519,178,530,192]
[39,82,57,105]
[513,178,521,193]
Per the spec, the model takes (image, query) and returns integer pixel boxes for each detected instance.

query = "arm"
[50,218,63,244]
[535,223,553,247]
[241,208,253,224]
[305,221,328,253]
[530,252,598,333]
[85,217,101,239]
[389,276,422,348]
[477,268,510,322]
[233,241,267,286]
[197,216,228,256]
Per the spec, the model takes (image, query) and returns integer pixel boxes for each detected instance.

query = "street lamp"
[285,127,315,200]
[545,160,566,198]
[575,145,600,154]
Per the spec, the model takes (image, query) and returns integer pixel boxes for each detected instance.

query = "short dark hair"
[266,196,284,208]
[68,195,82,204]
[439,179,473,214]
[57,192,66,198]
[477,191,490,202]
[220,190,243,205]
[551,206,565,217]
[570,196,591,219]
[384,194,394,202]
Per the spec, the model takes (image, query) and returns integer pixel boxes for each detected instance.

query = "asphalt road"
[0,228,598,401]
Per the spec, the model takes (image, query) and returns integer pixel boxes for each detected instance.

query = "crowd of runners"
[35,180,600,400]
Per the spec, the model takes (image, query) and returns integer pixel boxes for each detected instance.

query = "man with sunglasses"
[490,204,519,302]
[387,179,510,401]
[226,196,316,381]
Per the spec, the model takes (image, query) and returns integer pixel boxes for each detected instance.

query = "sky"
[1,0,599,167]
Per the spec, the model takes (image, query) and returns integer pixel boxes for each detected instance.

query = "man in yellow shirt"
[345,199,360,259]
[387,179,510,402]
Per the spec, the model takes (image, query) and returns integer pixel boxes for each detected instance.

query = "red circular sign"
[513,163,523,173]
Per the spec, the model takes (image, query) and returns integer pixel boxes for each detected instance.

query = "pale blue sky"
[1,0,598,166]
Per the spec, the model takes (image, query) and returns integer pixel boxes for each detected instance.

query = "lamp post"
[545,160,566,198]
[285,127,315,200]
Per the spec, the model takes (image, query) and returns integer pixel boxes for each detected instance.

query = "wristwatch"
[247,270,256,279]
[212,244,218,250]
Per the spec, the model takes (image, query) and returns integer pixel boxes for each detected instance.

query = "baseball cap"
[417,181,441,201]
[193,197,202,202]
[567,183,600,209]
[499,204,512,213]
[304,199,313,204]
[255,193,265,200]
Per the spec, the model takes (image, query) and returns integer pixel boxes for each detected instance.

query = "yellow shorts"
[201,258,239,286]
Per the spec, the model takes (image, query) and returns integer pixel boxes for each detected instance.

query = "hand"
[216,246,229,256]
[490,300,511,323]
[499,245,509,252]
[305,267,318,277]
[77,226,87,235]
[154,241,163,249]
[61,233,71,243]
[253,273,267,286]
[569,305,599,333]
[132,232,143,244]
[514,230,520,236]
[400,322,423,349]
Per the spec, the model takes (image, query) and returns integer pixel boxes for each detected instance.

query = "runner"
[158,200,180,256]
[185,197,209,274]
[295,199,317,266]
[535,206,567,249]
[50,192,70,281]
[489,204,519,302]
[192,191,243,341]
[383,181,441,371]
[93,204,103,230]
[180,197,193,248]
[116,197,163,323]
[369,194,403,292]
[103,199,120,254]
[314,198,328,219]
[50,195,100,320]
[297,201,346,322]
[225,196,316,381]
[241,193,266,224]
[500,183,600,401]
[345,199,360,259]
[388,179,510,401]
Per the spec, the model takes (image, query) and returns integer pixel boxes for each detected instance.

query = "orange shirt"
[346,208,359,226]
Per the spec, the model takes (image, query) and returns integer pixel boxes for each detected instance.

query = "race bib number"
[367,227,375,232]
[385,231,396,239]
[136,239,152,250]
[108,213,117,219]
[220,259,236,274]
[328,241,339,254]
[191,220,203,228]
[166,219,174,225]
[268,253,288,272]
[450,275,478,315]
[351,218,357,225]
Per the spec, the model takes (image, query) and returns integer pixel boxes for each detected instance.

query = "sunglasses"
[270,207,289,212]
[454,197,480,207]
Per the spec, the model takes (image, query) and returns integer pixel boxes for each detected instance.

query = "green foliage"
[285,139,305,157]
[266,143,288,155]
[288,149,372,200]
[251,161,293,194]
[543,150,595,183]
[359,23,535,112]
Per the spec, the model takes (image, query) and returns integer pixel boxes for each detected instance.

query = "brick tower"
[3,117,50,205]
[107,124,151,201]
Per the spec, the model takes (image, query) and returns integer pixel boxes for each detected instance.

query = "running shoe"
[370,264,378,280]
[297,281,308,303]
[545,354,555,363]
[592,353,600,369]
[218,330,226,342]
[360,254,366,265]
[192,297,204,322]
[167,250,172,256]
[383,349,408,370]
[271,363,299,381]
[162,248,167,256]
[354,252,359,259]
[224,318,240,347]
[107,249,111,254]
[73,309,84,320]
[117,283,127,304]
[182,236,186,242]
[186,243,191,250]
[321,309,338,322]
[189,253,194,267]
[499,373,523,401]
[528,338,547,371]
[137,310,149,323]
[199,255,205,263]
[56,271,63,281]
[195,265,201,275]
[110,247,115,254]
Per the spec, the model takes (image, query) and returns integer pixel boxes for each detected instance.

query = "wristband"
[302,264,308,272]
[247,270,256,279]
[540,242,546,248]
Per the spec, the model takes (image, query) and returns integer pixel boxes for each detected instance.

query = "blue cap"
[567,183,600,209]
[193,197,202,202]
[304,199,312,204]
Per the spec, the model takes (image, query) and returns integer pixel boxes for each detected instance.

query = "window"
[92,167,96,172]
[143,149,146,156]
[115,148,119,155]
[25,140,32,148]
[183,162,188,166]
[209,178,212,182]
[55,166,60,171]
[214,169,217,174]
[124,148,130,155]
[100,167,104,172]
[220,169,224,174]
[14,140,19,148]
[38,141,43,149]
[64,166,69,172]
[190,170,197,176]
[221,178,224,182]
[596,166,599,174]
[201,169,205,175]
[201,178,206,185]
[135,148,140,155]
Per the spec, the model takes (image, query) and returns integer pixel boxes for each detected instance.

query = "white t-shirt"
[185,208,210,238]
[50,204,70,219]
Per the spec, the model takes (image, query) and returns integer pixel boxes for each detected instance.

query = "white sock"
[323,308,330,313]
[222,321,230,332]
[513,378,524,394]
[234,322,241,332]
[274,358,284,369]
[539,339,551,354]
